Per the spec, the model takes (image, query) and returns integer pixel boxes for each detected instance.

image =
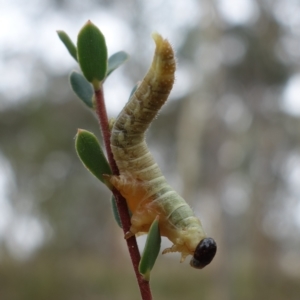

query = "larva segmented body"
[109,33,216,268]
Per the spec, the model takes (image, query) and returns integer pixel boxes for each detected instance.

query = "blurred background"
[1,0,300,299]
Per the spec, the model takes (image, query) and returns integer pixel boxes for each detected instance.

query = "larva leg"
[124,211,157,239]
[127,207,157,237]
[108,174,158,236]
[108,118,115,131]
[162,245,189,262]
[108,174,148,206]
[124,217,149,239]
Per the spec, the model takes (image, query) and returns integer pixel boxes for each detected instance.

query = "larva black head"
[190,238,217,269]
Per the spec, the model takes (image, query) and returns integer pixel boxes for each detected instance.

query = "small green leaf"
[128,82,139,100]
[111,195,132,228]
[75,129,112,183]
[77,21,107,88]
[57,30,77,61]
[107,51,129,77]
[70,71,94,108]
[139,217,161,281]
[111,195,122,228]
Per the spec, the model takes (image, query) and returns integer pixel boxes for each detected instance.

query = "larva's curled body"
[109,33,216,268]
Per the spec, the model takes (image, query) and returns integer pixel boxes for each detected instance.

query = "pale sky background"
[1,0,300,260]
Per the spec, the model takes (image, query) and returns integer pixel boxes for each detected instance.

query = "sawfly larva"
[108,33,216,269]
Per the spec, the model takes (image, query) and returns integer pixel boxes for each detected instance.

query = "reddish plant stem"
[94,88,152,300]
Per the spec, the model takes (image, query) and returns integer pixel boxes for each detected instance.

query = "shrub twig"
[94,88,152,300]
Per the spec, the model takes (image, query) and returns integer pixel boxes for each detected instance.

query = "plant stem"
[94,87,152,300]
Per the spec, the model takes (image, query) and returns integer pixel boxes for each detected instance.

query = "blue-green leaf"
[77,21,107,88]
[128,82,139,100]
[139,217,161,281]
[111,195,132,228]
[75,129,112,184]
[107,51,129,77]
[57,30,78,62]
[111,195,122,228]
[70,71,94,109]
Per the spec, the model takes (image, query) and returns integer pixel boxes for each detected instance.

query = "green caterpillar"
[109,33,216,268]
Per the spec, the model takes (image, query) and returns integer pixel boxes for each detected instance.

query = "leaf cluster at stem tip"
[57,20,129,107]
